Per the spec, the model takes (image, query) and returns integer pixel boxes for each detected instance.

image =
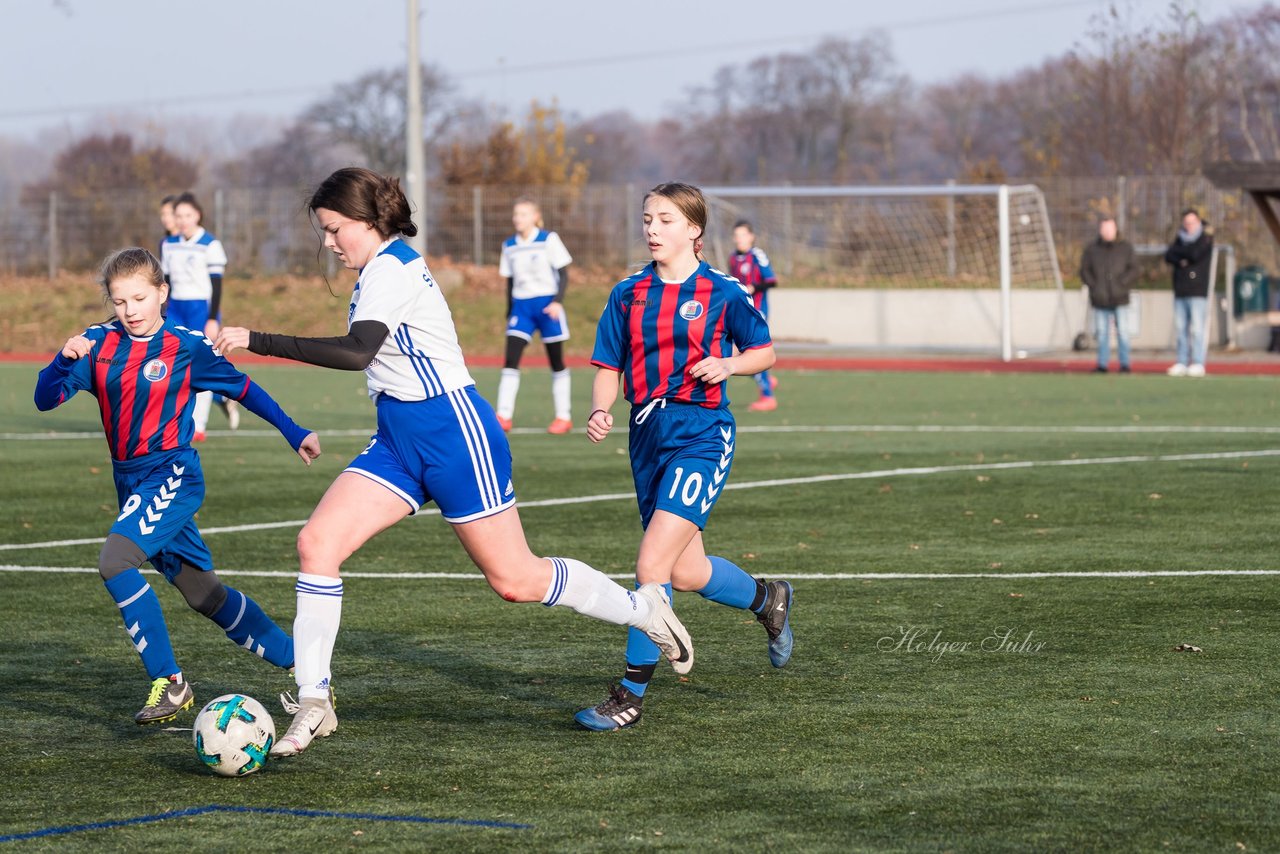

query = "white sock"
[496,368,520,419]
[541,557,650,627]
[551,369,571,421]
[192,390,213,432]
[293,573,343,700]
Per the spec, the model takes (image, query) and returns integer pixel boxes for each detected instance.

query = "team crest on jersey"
[142,359,168,382]
[678,300,705,320]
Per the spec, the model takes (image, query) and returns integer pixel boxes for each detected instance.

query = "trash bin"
[1233,266,1270,317]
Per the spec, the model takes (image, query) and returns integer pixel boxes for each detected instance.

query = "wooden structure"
[1203,161,1280,246]
[1205,161,1280,329]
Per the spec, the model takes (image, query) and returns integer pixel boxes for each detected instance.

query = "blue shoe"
[574,684,643,731]
[756,580,794,667]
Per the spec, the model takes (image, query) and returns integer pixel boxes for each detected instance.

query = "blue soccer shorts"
[346,386,517,523]
[110,447,214,579]
[167,298,214,333]
[507,295,569,344]
[627,401,736,530]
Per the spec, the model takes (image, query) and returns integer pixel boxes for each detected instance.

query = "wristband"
[589,408,608,420]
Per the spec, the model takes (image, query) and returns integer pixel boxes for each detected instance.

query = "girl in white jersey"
[495,197,574,434]
[161,192,239,438]
[215,167,693,757]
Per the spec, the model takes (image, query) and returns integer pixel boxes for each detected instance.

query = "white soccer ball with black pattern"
[193,693,275,777]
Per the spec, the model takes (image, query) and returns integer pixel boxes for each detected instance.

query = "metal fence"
[2,177,1277,280]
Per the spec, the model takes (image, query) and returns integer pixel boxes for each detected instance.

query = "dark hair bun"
[309,167,417,240]
[375,176,417,238]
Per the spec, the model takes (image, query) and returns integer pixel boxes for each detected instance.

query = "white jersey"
[351,237,475,402]
[161,228,227,301]
[499,229,572,300]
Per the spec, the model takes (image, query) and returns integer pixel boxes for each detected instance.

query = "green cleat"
[134,676,194,725]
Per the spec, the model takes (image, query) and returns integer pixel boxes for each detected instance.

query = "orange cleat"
[748,396,778,412]
[496,415,513,432]
[547,418,573,435]
[193,431,207,442]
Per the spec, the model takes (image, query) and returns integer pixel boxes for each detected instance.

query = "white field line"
[2,565,1277,580]
[8,424,1280,442]
[3,447,1280,553]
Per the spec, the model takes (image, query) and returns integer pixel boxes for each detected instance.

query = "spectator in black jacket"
[1163,209,1214,377]
[1080,217,1138,373]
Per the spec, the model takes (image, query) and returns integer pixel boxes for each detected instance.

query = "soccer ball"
[193,694,275,777]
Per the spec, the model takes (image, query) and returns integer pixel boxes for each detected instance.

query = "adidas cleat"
[574,684,643,731]
[636,582,693,674]
[756,580,794,667]
[270,691,337,758]
[135,675,194,725]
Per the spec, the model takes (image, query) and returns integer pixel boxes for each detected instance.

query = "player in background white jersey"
[215,167,693,758]
[160,192,239,439]
[495,198,575,433]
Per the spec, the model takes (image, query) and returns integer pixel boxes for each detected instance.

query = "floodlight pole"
[405,0,427,255]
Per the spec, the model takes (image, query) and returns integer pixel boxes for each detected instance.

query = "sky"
[0,0,1254,142]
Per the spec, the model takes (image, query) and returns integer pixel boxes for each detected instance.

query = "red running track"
[6,352,1280,375]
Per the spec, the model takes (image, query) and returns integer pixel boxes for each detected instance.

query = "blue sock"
[699,555,761,611]
[619,582,671,698]
[104,568,178,680]
[754,371,774,397]
[211,587,295,669]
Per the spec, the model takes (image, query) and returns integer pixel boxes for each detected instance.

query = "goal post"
[702,184,1067,360]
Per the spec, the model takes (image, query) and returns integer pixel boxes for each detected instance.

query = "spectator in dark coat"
[1163,209,1214,377]
[1080,217,1138,373]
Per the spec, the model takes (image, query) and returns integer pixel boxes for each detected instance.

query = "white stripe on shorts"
[446,389,502,511]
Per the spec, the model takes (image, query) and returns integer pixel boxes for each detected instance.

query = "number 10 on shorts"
[667,467,705,506]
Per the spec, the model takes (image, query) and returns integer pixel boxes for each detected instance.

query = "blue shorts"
[111,447,213,579]
[627,401,735,530]
[507,295,569,344]
[167,298,218,333]
[346,386,516,523]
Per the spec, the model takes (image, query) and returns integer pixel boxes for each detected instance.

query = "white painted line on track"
[2,565,1277,580]
[3,447,1279,553]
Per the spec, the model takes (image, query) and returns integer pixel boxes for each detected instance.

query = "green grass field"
[1,362,1277,851]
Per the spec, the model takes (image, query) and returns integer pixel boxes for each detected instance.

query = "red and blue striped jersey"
[35,318,251,461]
[591,261,772,409]
[726,247,777,311]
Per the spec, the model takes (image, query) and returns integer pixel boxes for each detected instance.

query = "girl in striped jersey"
[34,248,321,725]
[575,182,794,731]
[215,167,693,758]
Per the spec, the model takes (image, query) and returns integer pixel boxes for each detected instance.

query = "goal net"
[702,185,1070,359]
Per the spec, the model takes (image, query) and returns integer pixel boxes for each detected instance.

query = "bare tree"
[304,63,460,176]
